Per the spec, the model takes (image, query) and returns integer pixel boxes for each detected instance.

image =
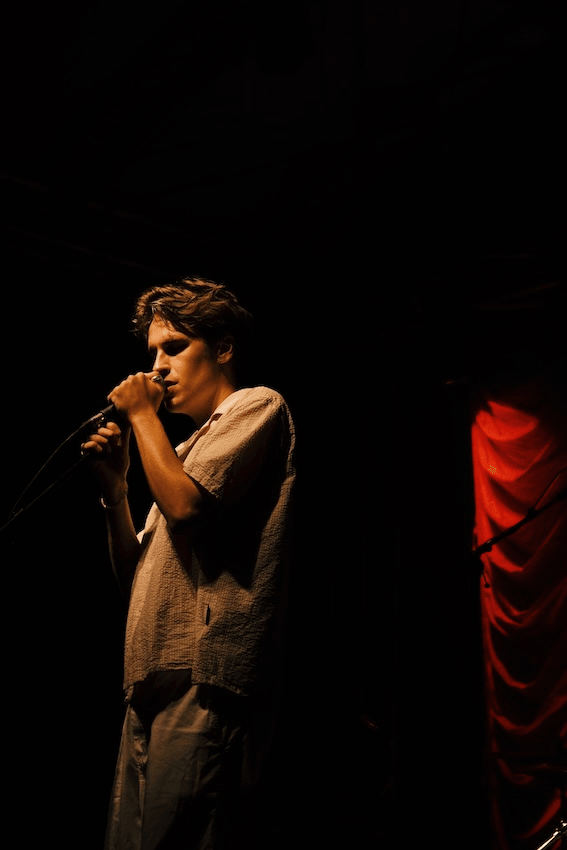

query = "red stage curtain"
[471,377,567,849]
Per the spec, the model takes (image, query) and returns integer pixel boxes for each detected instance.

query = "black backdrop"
[2,2,566,847]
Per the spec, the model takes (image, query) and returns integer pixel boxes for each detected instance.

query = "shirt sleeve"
[182,391,287,513]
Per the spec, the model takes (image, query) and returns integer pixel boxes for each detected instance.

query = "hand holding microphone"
[80,373,166,499]
[108,371,166,423]
[82,372,166,432]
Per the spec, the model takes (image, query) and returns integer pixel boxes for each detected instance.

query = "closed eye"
[148,339,190,361]
[163,340,189,356]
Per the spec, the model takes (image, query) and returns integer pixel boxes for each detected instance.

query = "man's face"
[148,317,227,425]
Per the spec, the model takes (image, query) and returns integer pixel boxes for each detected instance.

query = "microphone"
[80,403,120,432]
[80,375,165,432]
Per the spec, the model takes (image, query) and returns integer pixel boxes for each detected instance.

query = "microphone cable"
[1,411,108,536]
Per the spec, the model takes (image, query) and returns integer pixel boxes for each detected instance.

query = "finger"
[104,419,131,444]
[82,431,113,453]
[96,425,120,439]
[147,372,166,407]
[148,372,166,388]
[81,438,105,455]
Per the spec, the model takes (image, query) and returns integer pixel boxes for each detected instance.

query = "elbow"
[165,505,202,536]
[160,476,207,536]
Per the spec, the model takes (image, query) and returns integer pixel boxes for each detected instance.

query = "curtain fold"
[471,380,567,849]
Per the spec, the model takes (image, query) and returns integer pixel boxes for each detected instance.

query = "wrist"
[128,405,160,429]
[101,485,129,510]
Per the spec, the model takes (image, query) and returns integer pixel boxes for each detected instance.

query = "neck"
[193,377,237,428]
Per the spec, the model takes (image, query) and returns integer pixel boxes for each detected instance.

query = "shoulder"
[229,387,294,433]
[176,388,293,457]
[229,386,290,411]
[219,386,293,422]
[182,387,294,496]
[213,387,295,449]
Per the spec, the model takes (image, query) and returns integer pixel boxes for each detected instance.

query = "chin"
[164,397,180,413]
[166,398,190,417]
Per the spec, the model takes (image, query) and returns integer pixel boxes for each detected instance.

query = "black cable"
[6,422,89,522]
[1,413,104,538]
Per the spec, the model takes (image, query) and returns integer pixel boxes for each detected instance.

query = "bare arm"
[82,421,141,601]
[83,371,205,595]
[128,407,204,532]
[109,371,204,531]
[102,492,141,601]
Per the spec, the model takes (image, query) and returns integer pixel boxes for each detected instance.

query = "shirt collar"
[210,388,246,420]
[179,389,247,456]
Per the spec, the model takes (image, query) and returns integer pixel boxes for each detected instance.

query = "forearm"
[103,492,142,601]
[130,409,203,531]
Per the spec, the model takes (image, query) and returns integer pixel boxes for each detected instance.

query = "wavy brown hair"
[133,278,254,382]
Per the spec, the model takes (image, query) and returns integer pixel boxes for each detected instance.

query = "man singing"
[82,278,296,849]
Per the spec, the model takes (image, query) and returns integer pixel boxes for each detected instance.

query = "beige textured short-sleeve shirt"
[123,386,296,703]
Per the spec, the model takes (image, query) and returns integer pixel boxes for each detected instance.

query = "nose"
[152,350,170,376]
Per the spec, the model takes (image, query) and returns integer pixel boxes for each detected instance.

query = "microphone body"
[81,404,121,432]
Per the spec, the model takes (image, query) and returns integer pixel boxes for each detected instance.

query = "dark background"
[1,2,565,847]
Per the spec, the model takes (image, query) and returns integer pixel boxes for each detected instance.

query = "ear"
[216,336,234,365]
